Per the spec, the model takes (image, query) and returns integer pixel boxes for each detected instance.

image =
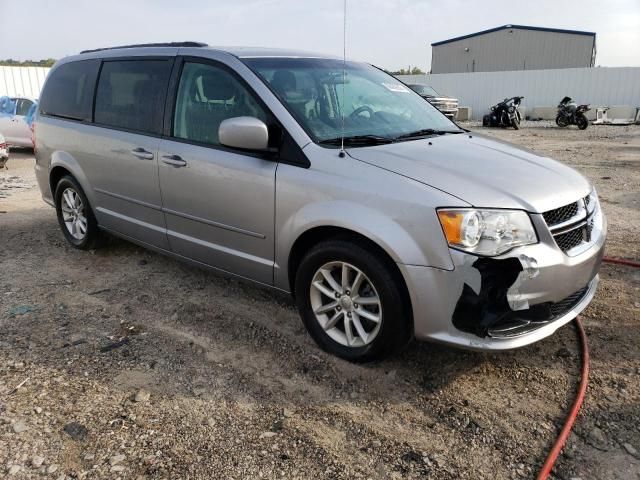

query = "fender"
[50,151,97,208]
[274,199,455,291]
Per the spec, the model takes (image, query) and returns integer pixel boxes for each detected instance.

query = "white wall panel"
[0,66,51,99]
[399,67,640,120]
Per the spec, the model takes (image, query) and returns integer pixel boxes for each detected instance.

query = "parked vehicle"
[35,43,605,361]
[556,97,590,130]
[0,96,38,147]
[483,96,524,129]
[0,132,8,169]
[407,84,459,119]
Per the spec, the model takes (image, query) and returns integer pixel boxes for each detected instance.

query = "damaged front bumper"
[400,208,606,351]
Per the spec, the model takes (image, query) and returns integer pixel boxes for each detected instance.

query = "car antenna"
[339,0,347,158]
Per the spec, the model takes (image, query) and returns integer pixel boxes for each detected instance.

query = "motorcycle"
[556,97,590,130]
[483,96,524,129]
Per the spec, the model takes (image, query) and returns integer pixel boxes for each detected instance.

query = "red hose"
[537,316,590,480]
[602,256,640,268]
[537,256,639,478]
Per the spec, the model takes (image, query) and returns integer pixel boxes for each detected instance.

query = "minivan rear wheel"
[294,239,410,362]
[54,175,103,250]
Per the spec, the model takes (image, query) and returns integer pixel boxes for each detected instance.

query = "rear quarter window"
[39,60,100,121]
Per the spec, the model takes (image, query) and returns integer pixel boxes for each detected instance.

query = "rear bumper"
[400,209,606,351]
[35,163,54,206]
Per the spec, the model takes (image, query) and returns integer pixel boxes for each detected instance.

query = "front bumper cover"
[400,209,606,351]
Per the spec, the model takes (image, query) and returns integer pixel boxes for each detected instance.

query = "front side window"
[15,99,35,116]
[94,60,171,135]
[39,59,99,121]
[244,58,460,145]
[173,62,267,146]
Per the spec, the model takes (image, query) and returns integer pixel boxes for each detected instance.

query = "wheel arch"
[286,225,414,330]
[48,151,96,207]
[49,165,73,196]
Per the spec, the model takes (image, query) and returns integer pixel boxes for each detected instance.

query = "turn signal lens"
[437,210,482,247]
[437,211,463,244]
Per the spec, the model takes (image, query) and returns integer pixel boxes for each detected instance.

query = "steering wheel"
[350,105,374,118]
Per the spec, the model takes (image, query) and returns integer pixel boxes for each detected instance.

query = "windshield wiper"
[318,135,394,146]
[393,128,464,141]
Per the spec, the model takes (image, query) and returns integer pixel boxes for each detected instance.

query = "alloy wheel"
[309,261,382,347]
[60,187,88,240]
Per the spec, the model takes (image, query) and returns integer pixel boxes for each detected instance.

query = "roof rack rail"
[80,41,208,54]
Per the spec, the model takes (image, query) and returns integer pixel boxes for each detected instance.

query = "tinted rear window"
[94,60,171,135]
[39,60,99,121]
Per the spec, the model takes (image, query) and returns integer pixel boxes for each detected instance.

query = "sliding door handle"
[162,155,187,167]
[131,147,154,160]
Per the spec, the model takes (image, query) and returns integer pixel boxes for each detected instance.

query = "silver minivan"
[35,43,606,361]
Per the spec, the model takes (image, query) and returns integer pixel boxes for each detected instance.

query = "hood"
[347,133,591,213]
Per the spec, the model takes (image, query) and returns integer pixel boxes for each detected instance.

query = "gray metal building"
[431,25,596,74]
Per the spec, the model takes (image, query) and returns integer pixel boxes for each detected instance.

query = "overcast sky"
[1,0,639,70]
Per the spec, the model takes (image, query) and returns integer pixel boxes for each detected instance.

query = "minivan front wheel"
[54,176,102,249]
[295,240,410,361]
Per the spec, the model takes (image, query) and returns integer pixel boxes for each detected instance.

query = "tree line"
[385,66,426,75]
[0,59,57,67]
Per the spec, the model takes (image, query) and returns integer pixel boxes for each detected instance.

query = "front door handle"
[162,155,187,167]
[131,147,154,160]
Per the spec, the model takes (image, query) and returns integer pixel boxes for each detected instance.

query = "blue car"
[0,96,37,147]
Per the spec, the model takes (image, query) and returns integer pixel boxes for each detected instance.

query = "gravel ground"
[0,124,639,480]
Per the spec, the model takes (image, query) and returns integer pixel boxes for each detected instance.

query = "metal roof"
[431,25,596,47]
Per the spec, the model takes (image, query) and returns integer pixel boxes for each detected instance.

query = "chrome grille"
[543,202,579,227]
[542,194,597,255]
[554,227,586,252]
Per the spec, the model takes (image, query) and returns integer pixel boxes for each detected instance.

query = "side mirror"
[219,116,269,151]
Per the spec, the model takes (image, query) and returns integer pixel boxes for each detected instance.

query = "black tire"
[294,239,411,362]
[576,114,589,130]
[511,116,520,130]
[54,175,103,250]
[556,114,569,127]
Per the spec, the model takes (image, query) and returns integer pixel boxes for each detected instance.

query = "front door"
[158,59,277,284]
[10,98,35,146]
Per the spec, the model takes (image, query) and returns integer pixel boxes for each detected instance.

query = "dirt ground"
[1,124,639,480]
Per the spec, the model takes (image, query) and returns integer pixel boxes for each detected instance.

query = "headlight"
[437,209,537,256]
[585,188,598,214]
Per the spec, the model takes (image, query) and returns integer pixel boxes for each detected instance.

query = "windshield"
[409,84,438,96]
[243,58,459,145]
